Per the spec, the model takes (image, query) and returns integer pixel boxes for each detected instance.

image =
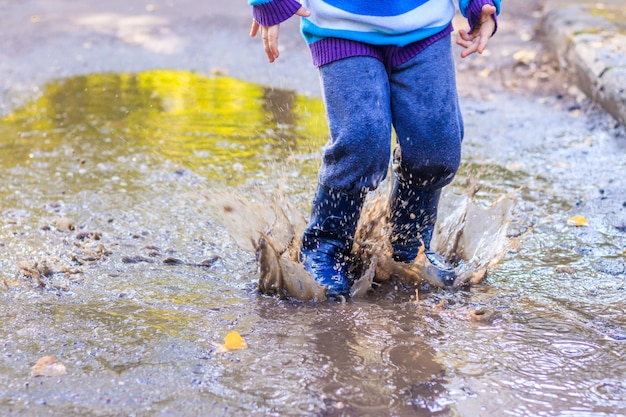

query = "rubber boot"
[300,184,365,298]
[389,175,456,286]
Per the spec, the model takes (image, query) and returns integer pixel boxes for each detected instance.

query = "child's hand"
[250,6,311,63]
[456,4,497,58]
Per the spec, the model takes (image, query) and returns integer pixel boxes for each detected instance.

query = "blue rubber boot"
[300,184,365,298]
[389,175,456,286]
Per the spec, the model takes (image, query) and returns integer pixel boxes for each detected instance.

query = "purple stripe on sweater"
[387,24,453,67]
[309,39,382,67]
[252,0,302,27]
[310,24,453,68]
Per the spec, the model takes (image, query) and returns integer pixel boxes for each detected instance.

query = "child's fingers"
[475,19,494,54]
[267,26,278,59]
[458,4,495,59]
[250,20,259,37]
[261,26,280,63]
[481,4,497,15]
[458,29,476,42]
[460,43,478,58]
[262,34,274,62]
[295,6,311,17]
[457,35,480,58]
[477,35,489,54]
[456,36,475,49]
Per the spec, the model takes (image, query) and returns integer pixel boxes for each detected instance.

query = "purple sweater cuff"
[466,0,498,36]
[309,24,453,68]
[252,0,302,27]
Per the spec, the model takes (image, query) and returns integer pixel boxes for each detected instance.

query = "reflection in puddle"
[0,70,326,198]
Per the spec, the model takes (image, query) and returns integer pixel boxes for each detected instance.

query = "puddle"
[1,70,626,416]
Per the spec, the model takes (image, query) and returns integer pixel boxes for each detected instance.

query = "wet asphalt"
[1,0,625,343]
[2,0,625,365]
[1,1,625,415]
[0,0,317,116]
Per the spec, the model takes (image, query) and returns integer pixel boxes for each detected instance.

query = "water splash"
[212,183,516,301]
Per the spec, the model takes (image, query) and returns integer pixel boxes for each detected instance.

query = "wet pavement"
[0,0,319,116]
[542,0,626,125]
[1,1,626,416]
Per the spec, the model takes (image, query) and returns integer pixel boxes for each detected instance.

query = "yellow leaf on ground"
[224,331,248,350]
[31,356,67,377]
[513,49,537,64]
[567,215,588,227]
[213,331,249,353]
[477,68,491,78]
[555,265,575,274]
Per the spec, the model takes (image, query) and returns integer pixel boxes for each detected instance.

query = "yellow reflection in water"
[0,70,327,192]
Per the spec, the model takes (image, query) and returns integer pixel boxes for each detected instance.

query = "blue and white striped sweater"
[301,0,454,46]
[249,0,501,47]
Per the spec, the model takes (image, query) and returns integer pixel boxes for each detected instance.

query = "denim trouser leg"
[317,34,463,193]
[318,57,392,192]
[390,35,464,189]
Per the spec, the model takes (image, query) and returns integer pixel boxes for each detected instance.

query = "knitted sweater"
[249,0,500,67]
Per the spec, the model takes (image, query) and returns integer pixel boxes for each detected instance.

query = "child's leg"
[390,34,463,190]
[317,56,393,191]
[387,35,463,284]
[300,56,392,297]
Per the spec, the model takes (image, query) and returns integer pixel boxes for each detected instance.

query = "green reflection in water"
[45,299,204,343]
[0,70,327,205]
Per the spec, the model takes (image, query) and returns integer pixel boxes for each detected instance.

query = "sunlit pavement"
[542,0,626,125]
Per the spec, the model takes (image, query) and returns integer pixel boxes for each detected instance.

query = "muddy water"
[1,70,626,416]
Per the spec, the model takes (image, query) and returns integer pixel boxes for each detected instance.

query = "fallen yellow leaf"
[213,331,249,353]
[31,356,67,377]
[513,49,537,64]
[224,331,248,350]
[507,163,523,171]
[477,68,491,78]
[567,215,588,227]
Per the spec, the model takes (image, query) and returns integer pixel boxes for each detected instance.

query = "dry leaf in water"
[214,331,248,353]
[569,109,580,118]
[469,308,502,324]
[556,265,575,274]
[567,215,588,227]
[31,356,67,377]
[51,217,74,232]
[224,331,248,350]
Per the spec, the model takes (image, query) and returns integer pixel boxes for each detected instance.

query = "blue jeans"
[317,35,464,193]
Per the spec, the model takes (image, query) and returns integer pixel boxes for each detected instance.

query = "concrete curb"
[541,0,626,126]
